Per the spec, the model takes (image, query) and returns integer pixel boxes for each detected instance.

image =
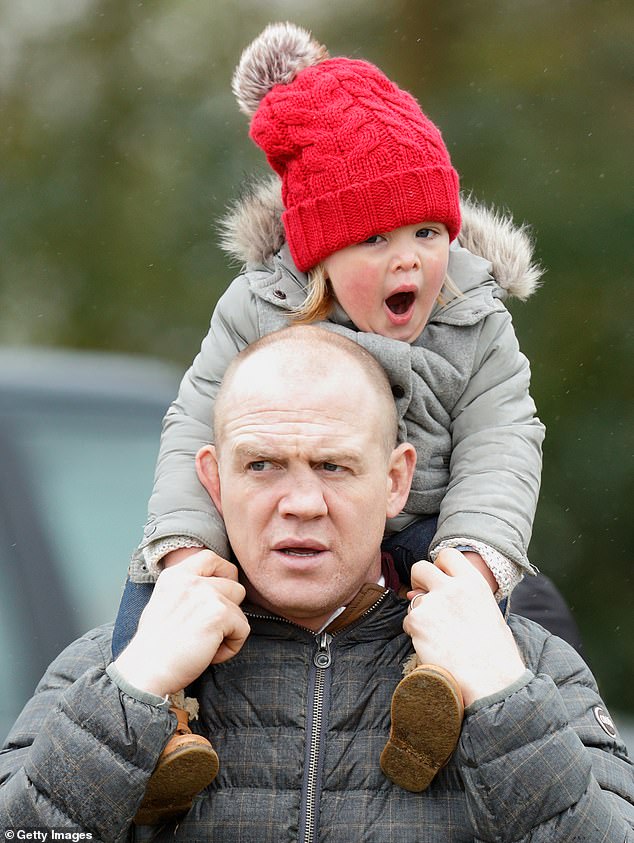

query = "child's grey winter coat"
[134,180,544,579]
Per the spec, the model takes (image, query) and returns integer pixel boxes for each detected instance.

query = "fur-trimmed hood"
[219,176,543,301]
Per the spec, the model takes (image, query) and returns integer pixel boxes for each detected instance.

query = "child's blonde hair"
[290,264,333,325]
[290,264,462,325]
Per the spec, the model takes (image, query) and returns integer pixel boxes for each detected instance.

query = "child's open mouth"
[385,291,415,315]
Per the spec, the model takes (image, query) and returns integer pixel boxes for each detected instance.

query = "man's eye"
[248,460,271,472]
[321,462,343,472]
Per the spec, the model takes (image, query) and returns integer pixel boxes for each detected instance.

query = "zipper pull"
[313,632,332,668]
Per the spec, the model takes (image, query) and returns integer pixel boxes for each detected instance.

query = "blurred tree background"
[1,1,632,710]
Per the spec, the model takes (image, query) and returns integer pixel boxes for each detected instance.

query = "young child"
[113,22,544,823]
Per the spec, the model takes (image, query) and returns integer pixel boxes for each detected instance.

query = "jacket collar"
[247,238,504,329]
[219,175,543,303]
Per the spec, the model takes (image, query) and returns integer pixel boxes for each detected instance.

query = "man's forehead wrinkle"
[228,425,357,454]
[216,352,390,452]
[231,428,352,445]
[221,406,368,464]
[222,406,362,437]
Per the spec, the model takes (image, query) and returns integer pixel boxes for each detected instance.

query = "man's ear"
[195,445,223,517]
[385,442,417,519]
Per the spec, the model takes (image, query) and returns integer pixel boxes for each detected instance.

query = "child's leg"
[381,664,464,792]
[381,515,438,585]
[111,578,155,659]
[381,516,464,792]
[382,518,510,616]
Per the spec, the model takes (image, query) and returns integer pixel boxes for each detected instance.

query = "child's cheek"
[332,267,380,323]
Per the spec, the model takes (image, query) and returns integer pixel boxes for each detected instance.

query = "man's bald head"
[213,326,399,456]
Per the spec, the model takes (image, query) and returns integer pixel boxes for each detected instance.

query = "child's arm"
[139,274,260,568]
[432,309,545,583]
[162,545,205,569]
[461,550,498,592]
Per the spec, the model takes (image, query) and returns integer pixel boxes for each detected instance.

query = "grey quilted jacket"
[133,182,544,579]
[1,593,633,841]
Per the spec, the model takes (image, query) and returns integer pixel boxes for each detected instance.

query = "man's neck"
[315,574,386,632]
[244,574,388,633]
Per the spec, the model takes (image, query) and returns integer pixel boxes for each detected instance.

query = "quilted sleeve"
[458,618,634,841]
[432,309,545,572]
[0,627,174,843]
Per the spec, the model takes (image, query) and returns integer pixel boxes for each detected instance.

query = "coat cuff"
[23,667,175,840]
[464,669,533,715]
[142,536,205,576]
[106,662,170,708]
[431,538,524,600]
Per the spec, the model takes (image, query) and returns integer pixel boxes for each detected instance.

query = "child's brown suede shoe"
[134,705,219,825]
[380,664,464,792]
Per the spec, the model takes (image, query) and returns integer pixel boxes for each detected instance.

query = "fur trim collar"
[218,176,542,300]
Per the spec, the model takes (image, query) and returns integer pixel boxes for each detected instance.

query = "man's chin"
[275,605,337,632]
[244,585,339,631]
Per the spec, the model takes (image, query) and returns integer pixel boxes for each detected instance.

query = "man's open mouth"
[385,291,415,315]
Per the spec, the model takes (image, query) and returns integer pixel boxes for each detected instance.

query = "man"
[1,327,633,842]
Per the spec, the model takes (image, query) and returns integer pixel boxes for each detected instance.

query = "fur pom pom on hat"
[232,22,461,272]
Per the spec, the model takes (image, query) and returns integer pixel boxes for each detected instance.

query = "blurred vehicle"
[0,347,180,742]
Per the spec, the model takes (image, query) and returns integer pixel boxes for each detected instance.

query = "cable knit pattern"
[431,538,523,600]
[143,536,204,576]
[239,24,460,270]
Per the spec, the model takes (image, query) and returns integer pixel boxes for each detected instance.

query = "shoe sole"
[380,664,464,792]
[134,743,220,825]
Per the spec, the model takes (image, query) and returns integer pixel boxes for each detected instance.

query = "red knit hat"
[233,23,461,272]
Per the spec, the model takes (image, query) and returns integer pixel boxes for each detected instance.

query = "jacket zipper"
[245,590,391,843]
[300,631,333,843]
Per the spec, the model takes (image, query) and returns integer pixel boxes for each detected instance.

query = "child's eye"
[416,228,435,239]
[362,234,385,245]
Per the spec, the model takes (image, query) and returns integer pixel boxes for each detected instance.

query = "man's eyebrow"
[231,442,365,467]
[230,442,295,463]
[231,443,276,460]
[315,450,363,467]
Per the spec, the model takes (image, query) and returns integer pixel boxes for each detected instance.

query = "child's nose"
[390,248,421,273]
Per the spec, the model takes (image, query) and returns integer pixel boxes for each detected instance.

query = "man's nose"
[278,471,328,519]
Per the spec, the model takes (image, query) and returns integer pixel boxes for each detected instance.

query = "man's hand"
[114,550,249,697]
[404,548,525,707]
